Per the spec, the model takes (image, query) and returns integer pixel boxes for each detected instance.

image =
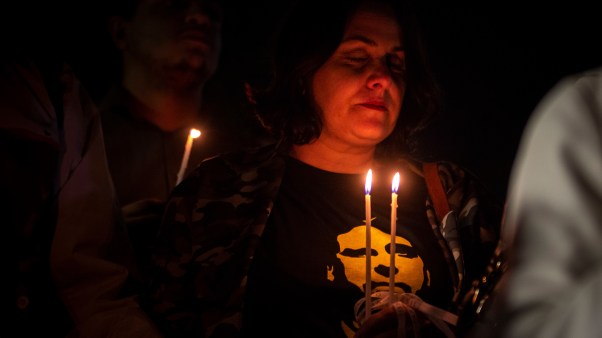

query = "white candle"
[364,169,373,320]
[389,172,400,305]
[176,128,201,185]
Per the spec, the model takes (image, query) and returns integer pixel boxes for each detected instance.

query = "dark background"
[12,0,602,203]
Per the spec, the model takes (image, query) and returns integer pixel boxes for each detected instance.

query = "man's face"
[335,225,426,294]
[118,0,223,89]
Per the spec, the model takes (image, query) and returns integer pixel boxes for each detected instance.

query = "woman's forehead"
[343,6,402,47]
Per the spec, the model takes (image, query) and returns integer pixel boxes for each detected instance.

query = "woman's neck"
[290,140,376,174]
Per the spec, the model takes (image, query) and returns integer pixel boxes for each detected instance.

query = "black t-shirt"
[242,156,452,337]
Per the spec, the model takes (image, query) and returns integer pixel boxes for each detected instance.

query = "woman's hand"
[355,301,421,338]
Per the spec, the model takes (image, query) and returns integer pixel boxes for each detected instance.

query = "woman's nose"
[366,60,392,90]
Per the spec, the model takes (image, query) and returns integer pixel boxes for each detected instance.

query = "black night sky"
[11,0,602,203]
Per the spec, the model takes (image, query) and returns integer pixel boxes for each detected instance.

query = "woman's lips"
[358,102,387,111]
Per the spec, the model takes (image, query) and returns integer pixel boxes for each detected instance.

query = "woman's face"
[312,4,406,150]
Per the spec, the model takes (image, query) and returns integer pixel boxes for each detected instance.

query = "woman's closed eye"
[387,54,406,76]
[343,52,370,66]
[341,50,406,77]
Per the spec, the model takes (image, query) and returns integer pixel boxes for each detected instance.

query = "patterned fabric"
[424,162,487,303]
[146,142,500,337]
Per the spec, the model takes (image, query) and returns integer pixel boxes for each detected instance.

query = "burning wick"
[389,172,400,304]
[364,169,373,320]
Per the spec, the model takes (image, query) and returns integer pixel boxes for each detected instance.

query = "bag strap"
[423,162,450,221]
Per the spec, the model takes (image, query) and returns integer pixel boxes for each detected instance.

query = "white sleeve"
[501,68,602,338]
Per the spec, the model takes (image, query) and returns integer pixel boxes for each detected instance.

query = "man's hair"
[106,0,140,19]
[249,0,442,158]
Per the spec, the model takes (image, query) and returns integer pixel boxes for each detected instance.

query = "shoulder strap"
[423,162,450,221]
[424,161,464,304]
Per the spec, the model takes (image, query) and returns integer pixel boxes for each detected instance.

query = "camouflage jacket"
[145,142,501,337]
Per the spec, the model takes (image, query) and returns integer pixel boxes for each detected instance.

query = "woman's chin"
[353,130,390,145]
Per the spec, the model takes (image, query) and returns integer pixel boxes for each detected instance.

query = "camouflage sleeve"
[436,161,502,288]
[143,166,210,337]
[143,151,282,338]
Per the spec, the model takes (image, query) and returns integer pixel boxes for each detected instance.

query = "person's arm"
[47,66,163,338]
[500,70,602,338]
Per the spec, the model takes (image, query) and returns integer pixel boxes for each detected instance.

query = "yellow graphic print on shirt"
[329,224,428,335]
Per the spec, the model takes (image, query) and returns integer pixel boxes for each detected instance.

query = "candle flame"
[392,172,400,193]
[365,169,372,195]
[190,128,201,138]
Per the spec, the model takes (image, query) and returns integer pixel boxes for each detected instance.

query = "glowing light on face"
[311,5,405,149]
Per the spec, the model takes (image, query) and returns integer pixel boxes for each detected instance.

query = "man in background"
[99,0,267,282]
[101,0,226,206]
[1,36,161,338]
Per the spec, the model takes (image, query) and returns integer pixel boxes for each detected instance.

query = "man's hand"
[122,198,165,229]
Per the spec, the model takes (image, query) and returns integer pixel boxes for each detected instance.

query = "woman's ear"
[108,16,128,50]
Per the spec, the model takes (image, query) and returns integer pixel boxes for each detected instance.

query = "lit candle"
[176,128,201,185]
[389,172,400,305]
[364,169,373,320]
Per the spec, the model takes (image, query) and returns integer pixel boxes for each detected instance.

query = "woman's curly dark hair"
[249,0,442,158]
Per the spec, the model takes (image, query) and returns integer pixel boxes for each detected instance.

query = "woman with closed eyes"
[142,0,502,337]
